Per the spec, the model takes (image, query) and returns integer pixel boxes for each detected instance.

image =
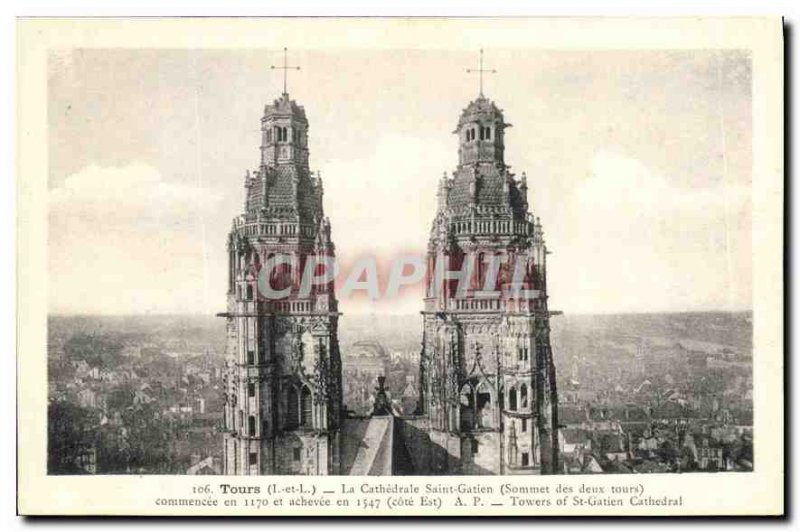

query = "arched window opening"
[460,385,474,430]
[476,383,494,429]
[300,386,313,428]
[248,415,256,436]
[509,386,518,411]
[520,384,528,408]
[476,252,485,288]
[246,284,254,300]
[479,126,485,140]
[486,126,492,140]
[286,387,299,429]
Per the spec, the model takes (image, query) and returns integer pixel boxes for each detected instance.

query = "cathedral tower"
[222,53,342,475]
[418,54,559,475]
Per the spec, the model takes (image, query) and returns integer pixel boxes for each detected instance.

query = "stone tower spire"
[417,77,560,475]
[221,55,342,476]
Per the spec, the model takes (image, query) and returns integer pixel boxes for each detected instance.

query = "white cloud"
[548,150,751,314]
[575,150,749,221]
[48,164,223,314]
[50,163,218,226]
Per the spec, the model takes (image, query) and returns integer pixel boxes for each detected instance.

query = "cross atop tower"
[466,49,496,97]
[271,47,301,96]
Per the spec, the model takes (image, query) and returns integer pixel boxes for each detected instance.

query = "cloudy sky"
[47,48,752,315]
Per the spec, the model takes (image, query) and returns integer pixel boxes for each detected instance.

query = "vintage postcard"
[17,17,784,516]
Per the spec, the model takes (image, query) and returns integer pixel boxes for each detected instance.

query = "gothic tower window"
[460,384,474,430]
[275,126,289,142]
[520,384,528,409]
[476,382,493,429]
[248,415,256,436]
[509,386,518,411]
[518,346,529,362]
[476,252,486,286]
[258,331,267,364]
[301,386,313,428]
[286,387,299,429]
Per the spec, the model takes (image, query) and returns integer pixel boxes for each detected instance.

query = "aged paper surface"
[17,17,783,516]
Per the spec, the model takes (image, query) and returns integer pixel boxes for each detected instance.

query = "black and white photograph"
[16,16,784,516]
